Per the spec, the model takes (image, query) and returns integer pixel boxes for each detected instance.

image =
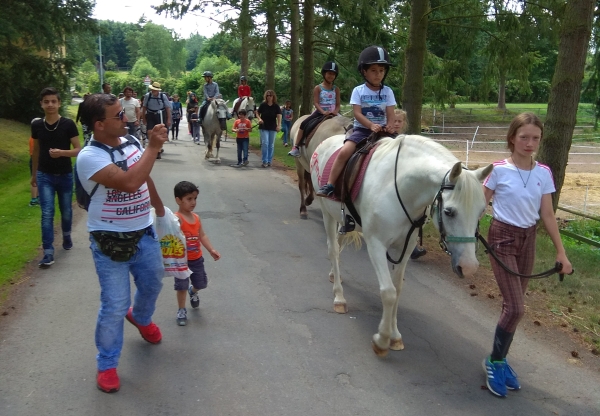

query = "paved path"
[1,128,599,415]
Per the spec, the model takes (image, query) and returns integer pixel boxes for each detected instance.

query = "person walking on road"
[173,181,221,326]
[255,90,281,168]
[120,86,141,137]
[481,112,573,398]
[77,93,168,393]
[31,87,81,268]
[170,94,182,140]
[141,82,171,159]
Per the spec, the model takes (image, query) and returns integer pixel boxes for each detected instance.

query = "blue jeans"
[90,229,164,371]
[281,120,291,145]
[236,138,249,164]
[37,172,73,255]
[260,129,276,164]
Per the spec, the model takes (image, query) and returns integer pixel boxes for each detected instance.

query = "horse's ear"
[448,161,463,183]
[473,164,493,183]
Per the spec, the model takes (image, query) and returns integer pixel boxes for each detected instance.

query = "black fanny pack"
[91,227,150,262]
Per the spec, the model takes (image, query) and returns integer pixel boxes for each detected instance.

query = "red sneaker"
[97,368,120,393]
[125,307,162,344]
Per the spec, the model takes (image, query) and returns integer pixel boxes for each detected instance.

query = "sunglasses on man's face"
[101,109,125,121]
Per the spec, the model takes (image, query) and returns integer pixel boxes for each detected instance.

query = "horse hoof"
[300,213,308,220]
[334,302,348,314]
[329,273,343,284]
[215,160,221,164]
[390,338,405,351]
[372,341,389,357]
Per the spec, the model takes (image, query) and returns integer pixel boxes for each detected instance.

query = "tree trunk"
[301,0,314,116]
[402,0,429,134]
[290,0,300,120]
[265,3,276,91]
[497,72,506,110]
[537,0,594,210]
[239,0,251,77]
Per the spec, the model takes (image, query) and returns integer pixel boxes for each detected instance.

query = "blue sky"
[93,0,225,39]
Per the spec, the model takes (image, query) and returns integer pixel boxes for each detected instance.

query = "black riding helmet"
[321,62,339,80]
[357,46,393,93]
[240,75,247,81]
[203,71,213,78]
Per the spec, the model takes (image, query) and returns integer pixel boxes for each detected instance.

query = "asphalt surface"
[1,120,599,415]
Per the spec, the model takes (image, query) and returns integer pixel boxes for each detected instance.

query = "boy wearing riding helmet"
[288,62,340,157]
[199,71,220,125]
[316,47,397,197]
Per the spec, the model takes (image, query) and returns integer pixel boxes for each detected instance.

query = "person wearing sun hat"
[141,82,171,159]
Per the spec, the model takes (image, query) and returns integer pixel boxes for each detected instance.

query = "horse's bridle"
[387,141,476,264]
[429,170,478,256]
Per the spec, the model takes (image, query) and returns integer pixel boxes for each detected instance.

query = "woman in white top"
[481,112,572,398]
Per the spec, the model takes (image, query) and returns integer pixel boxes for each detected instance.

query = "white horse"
[310,134,493,356]
[232,96,255,119]
[201,98,229,164]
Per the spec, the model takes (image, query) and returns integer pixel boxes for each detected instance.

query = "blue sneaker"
[316,183,335,197]
[188,285,200,309]
[503,359,521,390]
[177,308,187,326]
[38,254,54,268]
[483,357,507,397]
[63,235,73,250]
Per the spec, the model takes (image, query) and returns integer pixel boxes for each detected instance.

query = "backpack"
[143,92,168,112]
[75,134,142,210]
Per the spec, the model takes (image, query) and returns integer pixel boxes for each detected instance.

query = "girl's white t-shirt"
[350,84,396,129]
[483,159,555,228]
[77,136,152,232]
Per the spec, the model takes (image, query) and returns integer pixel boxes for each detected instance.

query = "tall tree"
[264,0,277,90]
[301,0,315,115]
[0,0,96,122]
[239,0,253,76]
[537,0,595,209]
[402,0,430,134]
[289,0,301,120]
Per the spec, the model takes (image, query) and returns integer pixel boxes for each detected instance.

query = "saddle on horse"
[332,131,389,233]
[301,114,335,147]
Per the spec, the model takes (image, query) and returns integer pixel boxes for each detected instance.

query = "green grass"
[0,119,44,287]
[422,102,595,126]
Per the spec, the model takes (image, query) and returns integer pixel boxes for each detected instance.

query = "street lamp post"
[98,35,104,92]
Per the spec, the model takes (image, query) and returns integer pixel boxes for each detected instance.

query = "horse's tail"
[340,231,362,251]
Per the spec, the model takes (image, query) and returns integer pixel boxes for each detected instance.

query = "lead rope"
[476,232,572,280]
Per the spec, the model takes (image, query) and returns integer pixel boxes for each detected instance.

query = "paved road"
[1,125,599,415]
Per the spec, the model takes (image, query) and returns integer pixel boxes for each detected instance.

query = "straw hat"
[149,82,162,91]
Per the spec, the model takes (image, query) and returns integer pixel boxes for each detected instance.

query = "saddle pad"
[319,143,379,202]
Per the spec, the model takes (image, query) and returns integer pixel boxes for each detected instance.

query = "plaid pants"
[487,219,537,332]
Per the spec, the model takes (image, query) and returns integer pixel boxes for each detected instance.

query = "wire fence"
[420,125,600,218]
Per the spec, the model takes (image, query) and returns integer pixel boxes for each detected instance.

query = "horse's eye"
[444,207,455,217]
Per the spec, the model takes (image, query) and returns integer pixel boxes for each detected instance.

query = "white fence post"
[471,126,479,149]
[465,140,469,168]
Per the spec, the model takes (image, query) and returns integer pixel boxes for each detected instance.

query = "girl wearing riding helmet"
[238,76,251,100]
[288,61,341,157]
[316,46,397,197]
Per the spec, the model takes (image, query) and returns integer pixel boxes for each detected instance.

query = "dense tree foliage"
[0,0,96,122]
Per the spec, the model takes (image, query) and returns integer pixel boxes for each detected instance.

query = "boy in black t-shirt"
[31,87,81,268]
